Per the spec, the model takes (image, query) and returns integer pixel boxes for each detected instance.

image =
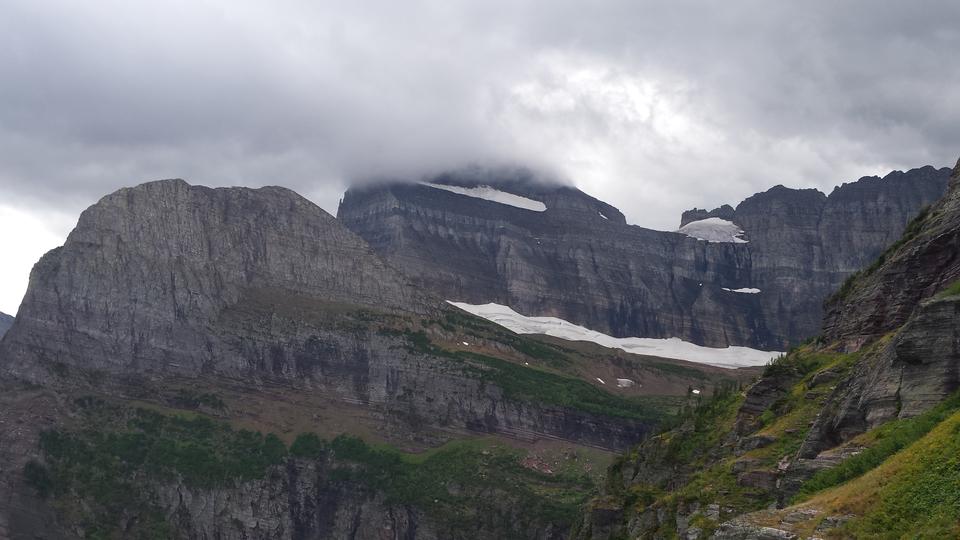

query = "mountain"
[0,178,746,539]
[3,160,957,539]
[576,158,960,539]
[0,312,12,338]
[338,166,950,350]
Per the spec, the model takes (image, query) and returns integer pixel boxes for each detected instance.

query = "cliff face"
[0,179,430,380]
[339,166,951,349]
[823,161,960,347]
[575,159,960,540]
[0,178,655,451]
[0,312,12,338]
[800,159,960,456]
[0,178,677,539]
[679,205,735,227]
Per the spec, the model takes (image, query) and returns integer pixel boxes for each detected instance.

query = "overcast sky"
[1,0,959,314]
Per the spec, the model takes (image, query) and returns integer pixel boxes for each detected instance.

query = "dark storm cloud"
[1,0,959,227]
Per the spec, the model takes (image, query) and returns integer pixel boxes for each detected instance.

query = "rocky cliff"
[575,158,960,539]
[338,165,951,349]
[679,205,735,227]
[0,312,12,338]
[0,179,668,451]
[1,178,741,540]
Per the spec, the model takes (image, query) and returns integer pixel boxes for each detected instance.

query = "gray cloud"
[1,0,959,230]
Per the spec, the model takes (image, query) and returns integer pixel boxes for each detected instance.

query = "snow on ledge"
[677,218,748,243]
[420,183,547,212]
[447,301,781,368]
[722,287,761,294]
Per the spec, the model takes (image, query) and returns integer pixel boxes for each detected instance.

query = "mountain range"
[1,159,958,539]
[339,165,950,350]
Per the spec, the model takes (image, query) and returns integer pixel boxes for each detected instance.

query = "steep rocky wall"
[0,179,432,380]
[800,295,960,460]
[679,205,735,227]
[341,182,771,348]
[0,312,12,338]
[0,179,650,452]
[823,161,960,347]
[339,167,951,349]
[152,461,440,540]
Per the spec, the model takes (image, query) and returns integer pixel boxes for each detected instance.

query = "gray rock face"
[0,179,648,451]
[339,166,950,348]
[148,457,565,540]
[824,160,960,348]
[0,312,12,338]
[680,204,735,227]
[0,179,432,379]
[152,462,433,540]
[797,160,960,460]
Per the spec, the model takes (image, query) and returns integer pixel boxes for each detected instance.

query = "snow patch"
[598,211,608,220]
[677,218,748,243]
[616,378,635,388]
[722,287,761,294]
[420,183,547,212]
[447,301,781,368]
[692,389,702,395]
[596,377,606,385]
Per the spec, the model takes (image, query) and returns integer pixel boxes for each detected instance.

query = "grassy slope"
[766,407,960,539]
[821,409,960,538]
[581,347,861,538]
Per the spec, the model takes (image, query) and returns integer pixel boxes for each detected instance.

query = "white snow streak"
[722,287,761,294]
[677,218,748,243]
[420,183,547,211]
[447,301,781,368]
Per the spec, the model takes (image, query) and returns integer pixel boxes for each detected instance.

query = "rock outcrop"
[339,165,951,349]
[0,311,12,338]
[680,205,735,227]
[823,160,960,347]
[574,158,960,539]
[797,159,960,457]
[0,179,431,380]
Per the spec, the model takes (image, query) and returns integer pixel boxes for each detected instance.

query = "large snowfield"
[677,217,748,243]
[420,183,547,211]
[449,301,781,368]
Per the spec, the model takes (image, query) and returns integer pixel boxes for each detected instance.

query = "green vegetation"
[795,389,960,503]
[934,278,960,299]
[585,348,862,538]
[464,351,665,421]
[23,459,53,498]
[762,348,838,378]
[660,381,742,464]
[40,409,287,489]
[390,328,668,421]
[28,401,602,538]
[815,409,960,539]
[326,435,595,532]
[170,389,226,410]
[25,402,287,538]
